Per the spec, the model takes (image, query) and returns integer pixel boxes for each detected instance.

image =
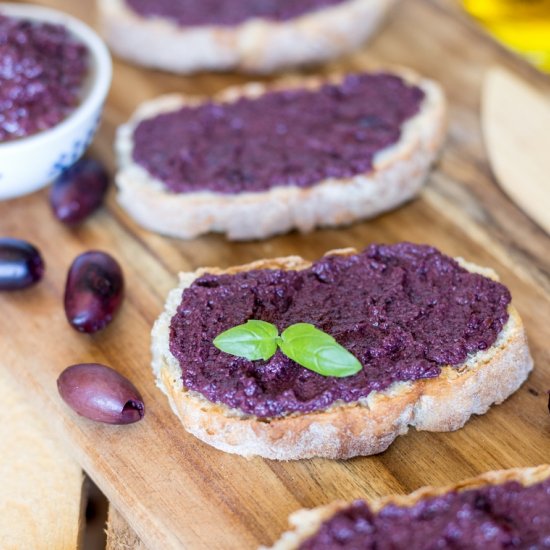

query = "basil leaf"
[213,320,279,361]
[279,323,362,378]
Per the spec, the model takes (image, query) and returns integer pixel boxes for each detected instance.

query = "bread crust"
[116,71,446,241]
[98,0,397,74]
[151,249,533,460]
[264,465,550,549]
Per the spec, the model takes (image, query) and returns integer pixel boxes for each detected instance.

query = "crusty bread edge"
[264,464,550,550]
[98,0,397,74]
[151,248,533,460]
[115,70,446,241]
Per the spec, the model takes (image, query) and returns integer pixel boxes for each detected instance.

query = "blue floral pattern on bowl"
[47,108,102,179]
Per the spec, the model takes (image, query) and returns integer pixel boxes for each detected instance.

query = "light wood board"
[1,0,550,548]
[107,507,146,550]
[0,373,84,550]
[483,67,550,235]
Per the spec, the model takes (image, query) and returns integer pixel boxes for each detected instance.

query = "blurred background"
[464,0,550,71]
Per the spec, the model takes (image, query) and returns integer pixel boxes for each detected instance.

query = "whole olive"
[57,363,145,424]
[64,251,124,333]
[0,238,44,290]
[50,158,109,225]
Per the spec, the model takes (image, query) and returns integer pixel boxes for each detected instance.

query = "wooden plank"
[1,0,550,548]
[0,373,84,550]
[106,507,146,550]
[482,67,550,235]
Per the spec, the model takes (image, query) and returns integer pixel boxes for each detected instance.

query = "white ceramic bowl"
[0,4,112,200]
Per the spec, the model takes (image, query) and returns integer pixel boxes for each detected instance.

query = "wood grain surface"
[1,1,550,549]
[483,67,550,235]
[107,507,146,550]
[0,373,84,550]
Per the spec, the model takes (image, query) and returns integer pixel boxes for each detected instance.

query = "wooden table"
[0,374,84,550]
[1,1,550,548]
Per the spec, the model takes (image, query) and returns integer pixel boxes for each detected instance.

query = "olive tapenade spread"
[132,73,424,194]
[169,243,510,418]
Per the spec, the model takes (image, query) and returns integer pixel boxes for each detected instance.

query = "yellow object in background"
[463,0,550,71]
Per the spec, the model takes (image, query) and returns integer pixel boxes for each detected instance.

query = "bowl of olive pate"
[0,3,112,200]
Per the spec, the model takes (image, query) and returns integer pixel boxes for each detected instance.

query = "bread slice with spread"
[151,243,533,460]
[116,70,446,241]
[266,465,550,549]
[98,0,397,74]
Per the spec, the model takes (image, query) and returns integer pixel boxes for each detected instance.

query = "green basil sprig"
[212,320,279,361]
[213,321,362,378]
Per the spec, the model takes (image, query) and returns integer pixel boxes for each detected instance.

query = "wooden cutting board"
[2,1,550,548]
[0,373,84,550]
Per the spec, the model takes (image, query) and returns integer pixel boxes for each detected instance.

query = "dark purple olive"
[57,363,144,424]
[0,238,44,290]
[64,251,123,333]
[50,158,109,225]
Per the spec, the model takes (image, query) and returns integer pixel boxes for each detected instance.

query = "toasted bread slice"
[98,0,397,74]
[151,248,533,460]
[265,465,550,549]
[116,71,446,241]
